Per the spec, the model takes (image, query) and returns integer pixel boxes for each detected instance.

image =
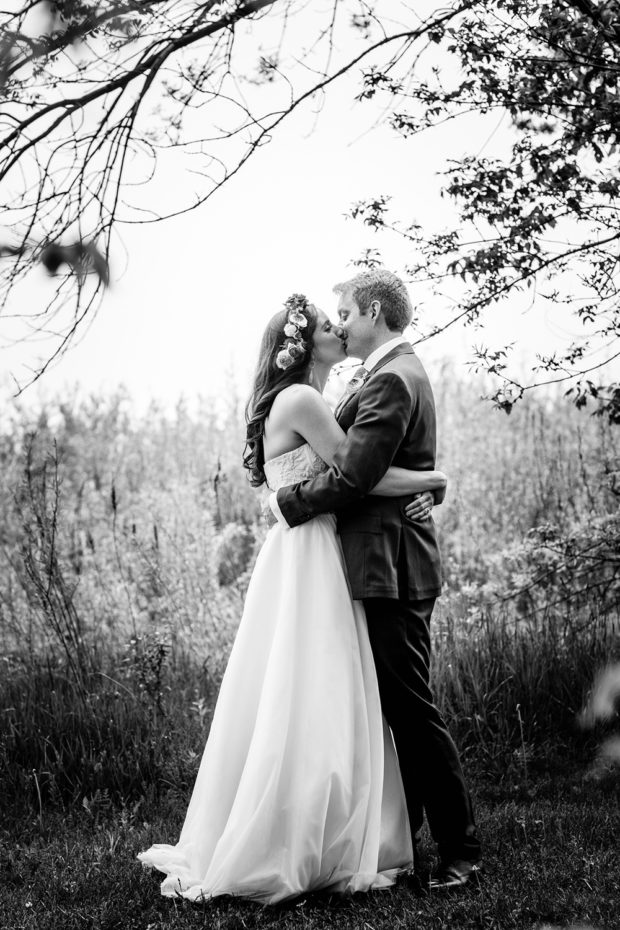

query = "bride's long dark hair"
[244,298,318,487]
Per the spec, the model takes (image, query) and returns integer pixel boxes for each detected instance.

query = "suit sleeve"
[276,371,414,527]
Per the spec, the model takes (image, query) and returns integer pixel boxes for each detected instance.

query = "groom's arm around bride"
[273,337,442,603]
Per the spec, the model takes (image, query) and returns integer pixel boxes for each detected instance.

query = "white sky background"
[1,2,614,414]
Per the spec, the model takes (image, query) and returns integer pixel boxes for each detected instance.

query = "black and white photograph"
[1,2,619,928]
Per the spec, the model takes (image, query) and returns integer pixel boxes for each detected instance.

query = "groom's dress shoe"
[429,859,482,890]
[402,868,425,894]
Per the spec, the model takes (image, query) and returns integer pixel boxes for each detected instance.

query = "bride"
[138,294,447,904]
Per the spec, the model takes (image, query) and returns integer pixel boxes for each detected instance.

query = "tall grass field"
[1,371,619,930]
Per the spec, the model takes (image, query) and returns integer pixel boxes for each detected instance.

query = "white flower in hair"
[276,349,295,369]
[275,293,312,370]
[288,342,305,360]
[288,310,307,328]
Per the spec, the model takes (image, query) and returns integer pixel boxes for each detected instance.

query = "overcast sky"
[1,6,612,414]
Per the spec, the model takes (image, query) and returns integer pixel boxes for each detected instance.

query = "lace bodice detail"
[263,443,327,491]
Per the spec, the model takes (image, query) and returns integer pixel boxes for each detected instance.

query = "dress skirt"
[138,514,413,904]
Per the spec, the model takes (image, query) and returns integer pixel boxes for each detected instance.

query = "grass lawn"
[1,767,618,930]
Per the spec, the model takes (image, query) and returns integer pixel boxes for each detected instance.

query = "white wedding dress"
[138,443,413,904]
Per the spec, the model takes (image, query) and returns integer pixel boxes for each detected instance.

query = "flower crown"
[275,293,310,370]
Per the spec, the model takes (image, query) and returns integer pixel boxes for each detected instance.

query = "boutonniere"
[346,366,369,394]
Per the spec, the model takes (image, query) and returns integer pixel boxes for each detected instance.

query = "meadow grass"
[1,769,618,930]
[1,378,619,929]
[2,608,617,813]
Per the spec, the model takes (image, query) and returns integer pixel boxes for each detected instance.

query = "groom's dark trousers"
[364,596,479,862]
[276,343,480,864]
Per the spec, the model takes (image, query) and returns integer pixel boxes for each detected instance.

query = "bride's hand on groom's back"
[404,490,435,522]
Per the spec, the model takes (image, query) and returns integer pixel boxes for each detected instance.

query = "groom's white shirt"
[268,334,410,527]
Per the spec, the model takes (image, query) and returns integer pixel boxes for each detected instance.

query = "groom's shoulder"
[379,348,430,385]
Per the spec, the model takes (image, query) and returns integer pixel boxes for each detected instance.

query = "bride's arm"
[284,386,445,499]
[371,466,447,498]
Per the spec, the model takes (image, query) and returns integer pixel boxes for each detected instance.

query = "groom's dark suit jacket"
[276,344,442,600]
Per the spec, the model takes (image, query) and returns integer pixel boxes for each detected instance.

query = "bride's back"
[262,384,311,462]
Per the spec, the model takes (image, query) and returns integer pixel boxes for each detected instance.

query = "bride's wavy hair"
[244,299,318,487]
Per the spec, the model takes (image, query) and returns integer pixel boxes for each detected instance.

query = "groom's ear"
[369,299,381,323]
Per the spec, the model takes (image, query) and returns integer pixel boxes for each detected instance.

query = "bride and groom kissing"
[139,268,482,903]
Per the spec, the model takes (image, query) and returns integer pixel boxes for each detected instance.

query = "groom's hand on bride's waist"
[261,494,278,527]
[265,491,297,528]
[404,491,435,523]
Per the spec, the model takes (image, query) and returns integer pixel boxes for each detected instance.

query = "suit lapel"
[335,344,414,422]
[335,385,361,421]
[334,388,361,422]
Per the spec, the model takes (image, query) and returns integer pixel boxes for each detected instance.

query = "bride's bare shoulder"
[272,384,324,411]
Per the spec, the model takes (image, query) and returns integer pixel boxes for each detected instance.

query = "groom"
[269,269,481,887]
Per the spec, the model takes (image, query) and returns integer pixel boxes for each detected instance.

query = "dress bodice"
[263,443,327,491]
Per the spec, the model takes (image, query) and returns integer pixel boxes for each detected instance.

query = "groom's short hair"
[333,269,413,332]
